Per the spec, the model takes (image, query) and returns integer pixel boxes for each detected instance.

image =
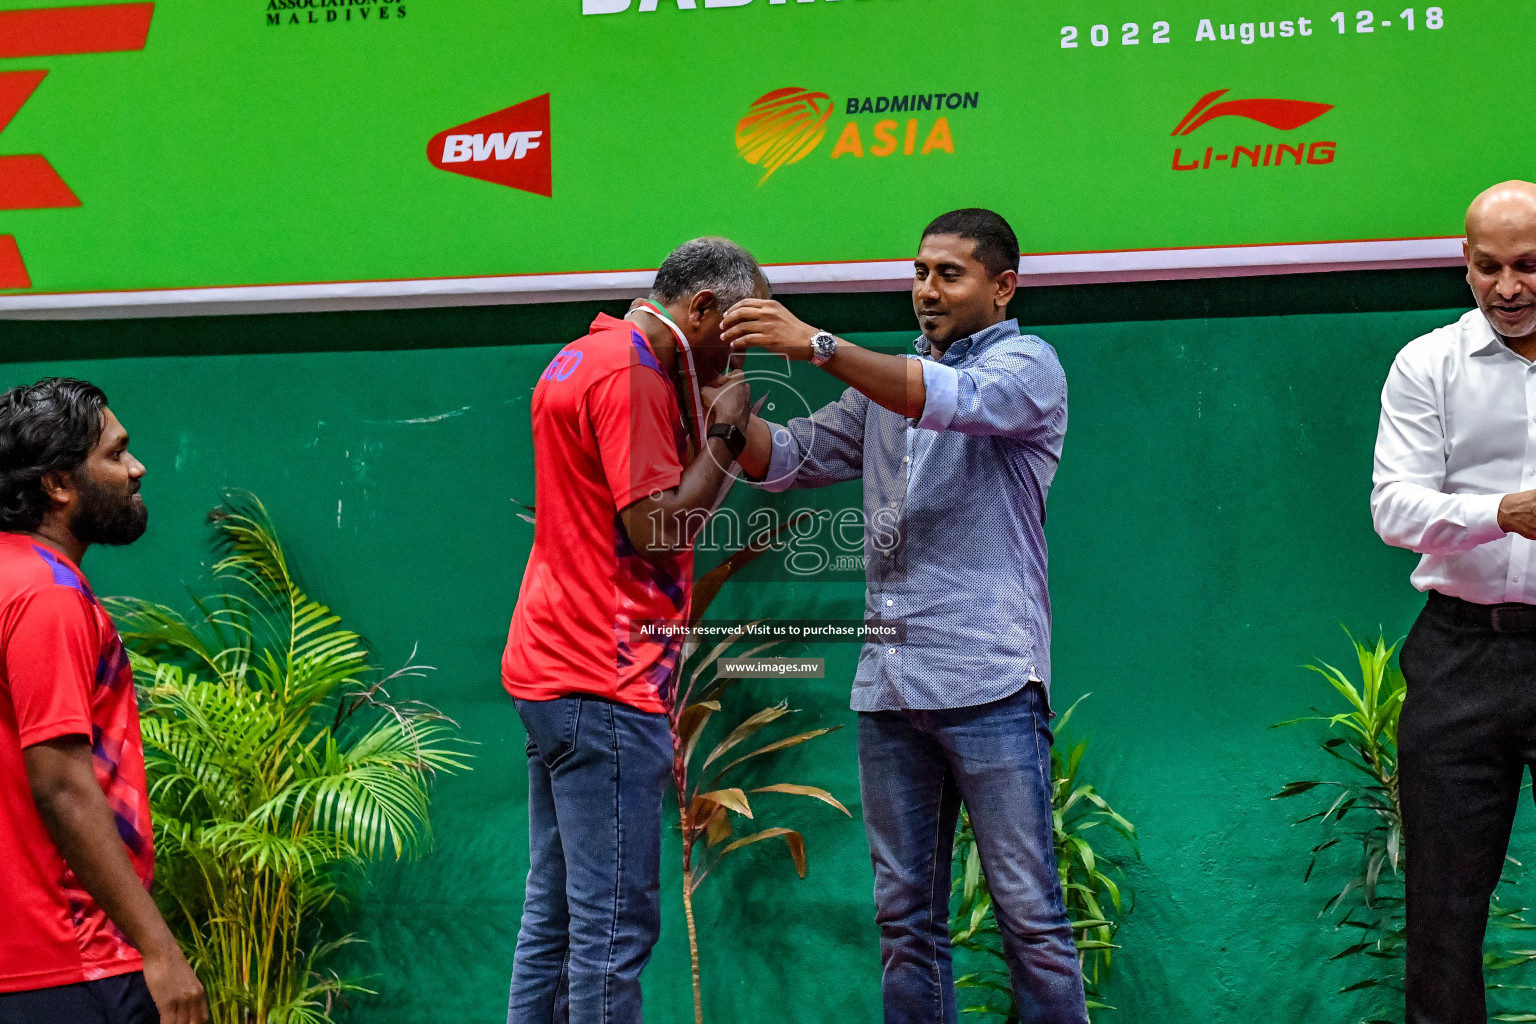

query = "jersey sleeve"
[4,587,100,748]
[587,363,686,509]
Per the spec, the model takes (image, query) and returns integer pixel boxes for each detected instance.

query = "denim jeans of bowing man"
[507,694,672,1024]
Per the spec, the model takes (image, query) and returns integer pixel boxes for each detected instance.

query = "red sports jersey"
[503,313,694,713]
[0,532,154,993]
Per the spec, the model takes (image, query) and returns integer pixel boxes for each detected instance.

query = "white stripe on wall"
[0,237,1465,320]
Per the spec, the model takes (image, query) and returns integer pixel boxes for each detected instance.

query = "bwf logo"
[427,94,552,197]
[440,131,543,163]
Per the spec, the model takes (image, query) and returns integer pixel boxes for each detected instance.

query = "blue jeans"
[858,683,1088,1024]
[507,695,673,1024]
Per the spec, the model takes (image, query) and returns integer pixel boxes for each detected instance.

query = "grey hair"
[649,237,768,311]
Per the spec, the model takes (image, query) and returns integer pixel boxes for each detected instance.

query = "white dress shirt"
[1372,308,1536,605]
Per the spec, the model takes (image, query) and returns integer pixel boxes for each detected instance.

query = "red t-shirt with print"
[0,532,155,993]
[502,313,695,713]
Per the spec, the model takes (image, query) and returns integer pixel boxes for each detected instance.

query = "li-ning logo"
[1169,89,1336,172]
[427,94,552,197]
[0,3,156,290]
[1171,89,1331,135]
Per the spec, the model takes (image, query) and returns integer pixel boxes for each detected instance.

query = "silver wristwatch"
[809,330,838,367]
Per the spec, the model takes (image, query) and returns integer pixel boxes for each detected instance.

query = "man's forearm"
[820,342,927,419]
[672,436,738,513]
[738,416,773,480]
[25,742,180,959]
[620,437,739,559]
[1370,480,1509,554]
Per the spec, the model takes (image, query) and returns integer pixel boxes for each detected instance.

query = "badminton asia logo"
[1169,89,1336,171]
[0,2,155,291]
[426,94,553,197]
[735,88,833,184]
[736,86,970,185]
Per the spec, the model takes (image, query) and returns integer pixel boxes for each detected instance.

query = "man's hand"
[701,371,751,432]
[143,944,209,1024]
[721,300,817,360]
[1498,491,1536,539]
[618,374,752,562]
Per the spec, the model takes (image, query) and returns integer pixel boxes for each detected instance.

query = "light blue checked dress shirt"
[759,318,1068,712]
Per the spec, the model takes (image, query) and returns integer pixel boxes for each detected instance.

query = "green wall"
[4,272,1531,1022]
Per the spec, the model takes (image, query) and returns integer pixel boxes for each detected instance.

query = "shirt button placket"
[1518,367,1536,602]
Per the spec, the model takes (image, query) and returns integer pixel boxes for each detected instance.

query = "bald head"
[1467,180,1536,243]
[1464,181,1536,341]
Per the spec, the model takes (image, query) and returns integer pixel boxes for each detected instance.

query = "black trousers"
[1399,592,1536,1024]
[0,973,158,1024]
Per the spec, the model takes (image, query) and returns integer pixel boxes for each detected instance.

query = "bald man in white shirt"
[1373,180,1536,1024]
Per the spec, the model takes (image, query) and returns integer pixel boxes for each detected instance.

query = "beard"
[70,469,148,547]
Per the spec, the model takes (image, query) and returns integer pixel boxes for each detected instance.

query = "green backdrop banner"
[9,296,1536,1021]
[0,0,1518,304]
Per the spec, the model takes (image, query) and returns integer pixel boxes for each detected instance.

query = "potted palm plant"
[1273,630,1536,1023]
[109,495,469,1024]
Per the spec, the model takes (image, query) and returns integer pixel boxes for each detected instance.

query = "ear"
[688,289,718,325]
[37,468,76,510]
[994,269,1018,310]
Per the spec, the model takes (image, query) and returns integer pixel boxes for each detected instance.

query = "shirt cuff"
[752,423,800,493]
[1466,492,1509,545]
[19,718,92,749]
[614,469,684,511]
[915,360,959,431]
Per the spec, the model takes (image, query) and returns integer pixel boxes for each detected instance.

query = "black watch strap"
[706,423,747,460]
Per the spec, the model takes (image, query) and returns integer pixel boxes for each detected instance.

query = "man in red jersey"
[0,378,206,1024]
[503,238,766,1024]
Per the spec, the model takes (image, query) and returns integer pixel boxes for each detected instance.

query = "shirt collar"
[913,318,1020,364]
[591,311,632,334]
[1467,309,1514,358]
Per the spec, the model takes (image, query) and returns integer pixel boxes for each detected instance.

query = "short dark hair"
[921,208,1020,277]
[0,378,108,532]
[651,237,768,311]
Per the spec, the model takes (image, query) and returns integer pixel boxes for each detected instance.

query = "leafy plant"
[1273,630,1536,1024]
[668,512,853,1024]
[951,695,1137,1021]
[109,495,469,1024]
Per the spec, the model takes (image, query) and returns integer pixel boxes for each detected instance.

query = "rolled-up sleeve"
[915,337,1067,443]
[755,386,871,493]
[916,359,960,431]
[1371,353,1507,554]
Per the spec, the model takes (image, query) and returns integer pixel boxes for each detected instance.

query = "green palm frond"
[118,492,471,1024]
[111,599,249,684]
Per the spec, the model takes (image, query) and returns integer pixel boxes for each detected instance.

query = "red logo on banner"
[0,69,79,211]
[0,236,31,289]
[427,94,552,198]
[0,3,155,290]
[1171,89,1332,136]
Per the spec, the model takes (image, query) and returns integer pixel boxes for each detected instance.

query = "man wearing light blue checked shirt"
[721,209,1084,1024]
